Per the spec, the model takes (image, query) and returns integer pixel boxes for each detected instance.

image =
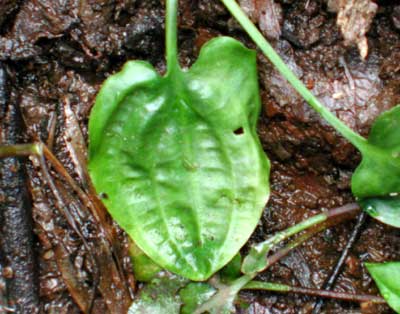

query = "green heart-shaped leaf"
[366,262,400,313]
[352,105,400,227]
[88,37,270,280]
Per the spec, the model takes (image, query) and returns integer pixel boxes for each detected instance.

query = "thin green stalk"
[166,0,180,76]
[244,281,385,304]
[193,274,253,314]
[241,203,359,274]
[241,212,328,274]
[0,143,41,158]
[265,203,360,270]
[268,212,326,244]
[220,0,368,151]
[195,204,360,313]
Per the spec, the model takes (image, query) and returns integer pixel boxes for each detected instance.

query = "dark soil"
[0,0,399,313]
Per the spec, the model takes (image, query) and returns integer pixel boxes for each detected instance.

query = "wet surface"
[0,0,399,313]
[0,62,39,313]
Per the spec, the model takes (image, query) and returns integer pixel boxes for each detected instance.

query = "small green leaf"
[193,275,253,314]
[129,240,162,282]
[88,36,270,281]
[359,197,400,228]
[366,262,400,313]
[352,105,400,227]
[241,239,274,275]
[128,272,188,314]
[219,253,242,282]
[180,282,216,314]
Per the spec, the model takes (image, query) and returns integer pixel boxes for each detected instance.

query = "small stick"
[312,211,367,314]
[0,143,134,310]
[244,280,385,304]
[33,153,97,313]
[0,63,39,314]
[40,143,135,299]
[0,143,117,249]
[46,111,57,151]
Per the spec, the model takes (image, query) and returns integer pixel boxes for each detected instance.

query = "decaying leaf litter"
[0,0,400,313]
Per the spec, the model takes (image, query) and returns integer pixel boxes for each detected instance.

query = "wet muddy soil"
[0,0,399,313]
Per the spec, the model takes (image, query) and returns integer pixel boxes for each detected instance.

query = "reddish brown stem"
[0,142,134,311]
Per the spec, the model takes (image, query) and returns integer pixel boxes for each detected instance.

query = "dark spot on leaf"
[99,192,109,199]
[233,127,244,135]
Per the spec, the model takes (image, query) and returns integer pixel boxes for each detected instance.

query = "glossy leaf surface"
[352,105,400,227]
[366,262,400,313]
[88,37,270,280]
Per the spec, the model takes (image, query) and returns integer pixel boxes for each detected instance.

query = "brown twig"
[0,142,134,312]
[32,153,97,313]
[45,111,57,151]
[41,143,135,300]
[312,211,367,314]
[0,62,39,314]
[29,179,94,314]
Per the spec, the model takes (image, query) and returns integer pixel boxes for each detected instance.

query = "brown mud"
[0,0,399,313]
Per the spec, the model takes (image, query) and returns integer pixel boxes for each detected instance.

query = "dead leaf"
[240,0,282,40]
[334,0,378,59]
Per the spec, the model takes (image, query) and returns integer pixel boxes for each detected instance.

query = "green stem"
[269,212,326,244]
[195,204,360,314]
[220,0,368,151]
[196,207,355,313]
[269,202,359,248]
[166,0,180,76]
[241,213,326,274]
[0,143,42,158]
[241,203,359,274]
[193,274,253,314]
[265,204,360,269]
[244,281,385,304]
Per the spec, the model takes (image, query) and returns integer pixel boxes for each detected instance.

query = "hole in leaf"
[99,192,109,200]
[233,127,244,135]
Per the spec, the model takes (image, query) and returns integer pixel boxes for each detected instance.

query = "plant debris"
[328,0,378,59]
[239,0,282,40]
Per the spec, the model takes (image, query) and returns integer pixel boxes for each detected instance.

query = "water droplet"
[366,205,378,217]
[382,293,390,300]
